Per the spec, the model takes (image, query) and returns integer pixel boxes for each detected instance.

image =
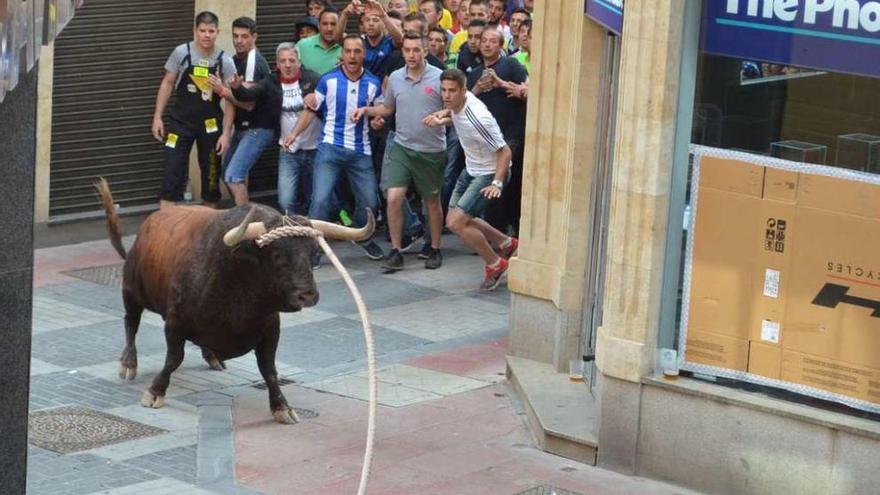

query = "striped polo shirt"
[313,67,383,156]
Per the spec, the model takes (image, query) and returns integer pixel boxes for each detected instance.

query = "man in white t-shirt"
[424,68,518,291]
[275,44,322,216]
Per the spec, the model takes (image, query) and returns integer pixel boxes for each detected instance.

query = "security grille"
[49,0,196,219]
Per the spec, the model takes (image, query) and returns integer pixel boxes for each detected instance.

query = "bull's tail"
[95,177,127,260]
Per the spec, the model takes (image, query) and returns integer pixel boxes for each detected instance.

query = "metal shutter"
[248,0,308,198]
[49,0,195,220]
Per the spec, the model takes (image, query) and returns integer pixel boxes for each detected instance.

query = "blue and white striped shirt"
[313,68,382,156]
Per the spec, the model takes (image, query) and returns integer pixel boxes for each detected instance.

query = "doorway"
[582,32,621,391]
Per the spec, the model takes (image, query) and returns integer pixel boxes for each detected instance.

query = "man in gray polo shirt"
[352,31,446,272]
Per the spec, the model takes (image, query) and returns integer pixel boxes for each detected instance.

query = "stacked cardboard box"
[685,155,880,405]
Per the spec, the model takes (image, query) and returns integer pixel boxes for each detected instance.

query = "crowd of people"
[151,0,534,291]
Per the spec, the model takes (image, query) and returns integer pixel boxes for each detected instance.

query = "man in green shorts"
[352,32,447,272]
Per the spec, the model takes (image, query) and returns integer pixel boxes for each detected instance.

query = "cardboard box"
[685,155,880,405]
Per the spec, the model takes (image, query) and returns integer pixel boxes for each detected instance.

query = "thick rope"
[255,223,377,495]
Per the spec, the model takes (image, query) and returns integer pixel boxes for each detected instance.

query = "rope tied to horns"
[256,216,378,495]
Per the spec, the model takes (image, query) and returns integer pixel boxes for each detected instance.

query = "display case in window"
[835,133,880,173]
[770,140,827,165]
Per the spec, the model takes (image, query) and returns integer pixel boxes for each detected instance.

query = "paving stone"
[76,343,303,400]
[312,273,447,316]
[353,364,493,396]
[279,307,338,329]
[119,445,198,484]
[362,294,509,342]
[30,372,146,412]
[26,453,158,495]
[85,477,219,495]
[31,319,168,369]
[514,485,587,495]
[275,316,431,370]
[31,358,67,376]
[36,280,127,316]
[87,429,198,462]
[32,295,118,334]
[63,263,125,288]
[306,373,444,407]
[104,401,197,430]
[380,252,492,294]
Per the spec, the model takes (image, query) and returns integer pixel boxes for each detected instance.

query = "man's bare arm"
[152,71,177,141]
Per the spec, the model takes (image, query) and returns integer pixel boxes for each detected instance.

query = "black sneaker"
[354,239,384,260]
[381,249,404,273]
[424,248,442,270]
[418,242,432,259]
[400,231,424,254]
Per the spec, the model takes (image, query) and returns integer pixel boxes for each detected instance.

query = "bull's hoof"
[272,407,300,425]
[206,357,226,371]
[141,390,166,409]
[118,363,137,381]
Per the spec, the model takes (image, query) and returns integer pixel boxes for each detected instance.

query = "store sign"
[704,0,880,78]
[0,0,82,104]
[584,0,623,35]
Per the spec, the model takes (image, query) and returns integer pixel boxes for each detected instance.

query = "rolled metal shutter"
[49,0,195,220]
[249,0,308,198]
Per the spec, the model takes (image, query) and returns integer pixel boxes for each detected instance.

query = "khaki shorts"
[385,143,446,199]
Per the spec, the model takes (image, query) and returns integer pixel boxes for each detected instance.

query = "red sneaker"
[495,237,519,259]
[481,258,509,292]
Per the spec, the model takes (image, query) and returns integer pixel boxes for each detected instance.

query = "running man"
[424,68,518,290]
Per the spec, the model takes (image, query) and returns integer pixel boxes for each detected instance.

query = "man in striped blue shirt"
[283,34,385,259]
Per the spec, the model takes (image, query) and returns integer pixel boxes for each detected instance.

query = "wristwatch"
[491,179,504,189]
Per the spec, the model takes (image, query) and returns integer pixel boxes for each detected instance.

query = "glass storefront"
[693,56,880,170]
[667,1,880,418]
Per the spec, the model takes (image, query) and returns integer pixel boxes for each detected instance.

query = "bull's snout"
[292,288,319,309]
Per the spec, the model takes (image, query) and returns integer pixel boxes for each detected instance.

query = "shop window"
[668,1,880,419]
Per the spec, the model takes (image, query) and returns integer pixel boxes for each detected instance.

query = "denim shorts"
[448,170,496,218]
[223,127,275,183]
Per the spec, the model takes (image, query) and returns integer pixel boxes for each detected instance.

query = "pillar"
[0,68,38,494]
[507,0,607,371]
[593,0,685,473]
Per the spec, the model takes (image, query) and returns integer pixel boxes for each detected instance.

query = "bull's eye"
[270,250,289,269]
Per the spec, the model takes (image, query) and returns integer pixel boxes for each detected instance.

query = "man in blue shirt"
[334,0,403,76]
[283,35,385,260]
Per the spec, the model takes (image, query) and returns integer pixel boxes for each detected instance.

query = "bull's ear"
[230,242,261,265]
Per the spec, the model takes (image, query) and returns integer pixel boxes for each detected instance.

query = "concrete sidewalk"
[27,232,697,495]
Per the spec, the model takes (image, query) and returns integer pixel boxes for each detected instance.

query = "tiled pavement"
[28,233,697,495]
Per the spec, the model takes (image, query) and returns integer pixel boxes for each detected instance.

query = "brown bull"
[96,179,373,423]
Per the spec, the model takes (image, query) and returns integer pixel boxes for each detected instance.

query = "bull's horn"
[223,206,268,247]
[310,208,375,241]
